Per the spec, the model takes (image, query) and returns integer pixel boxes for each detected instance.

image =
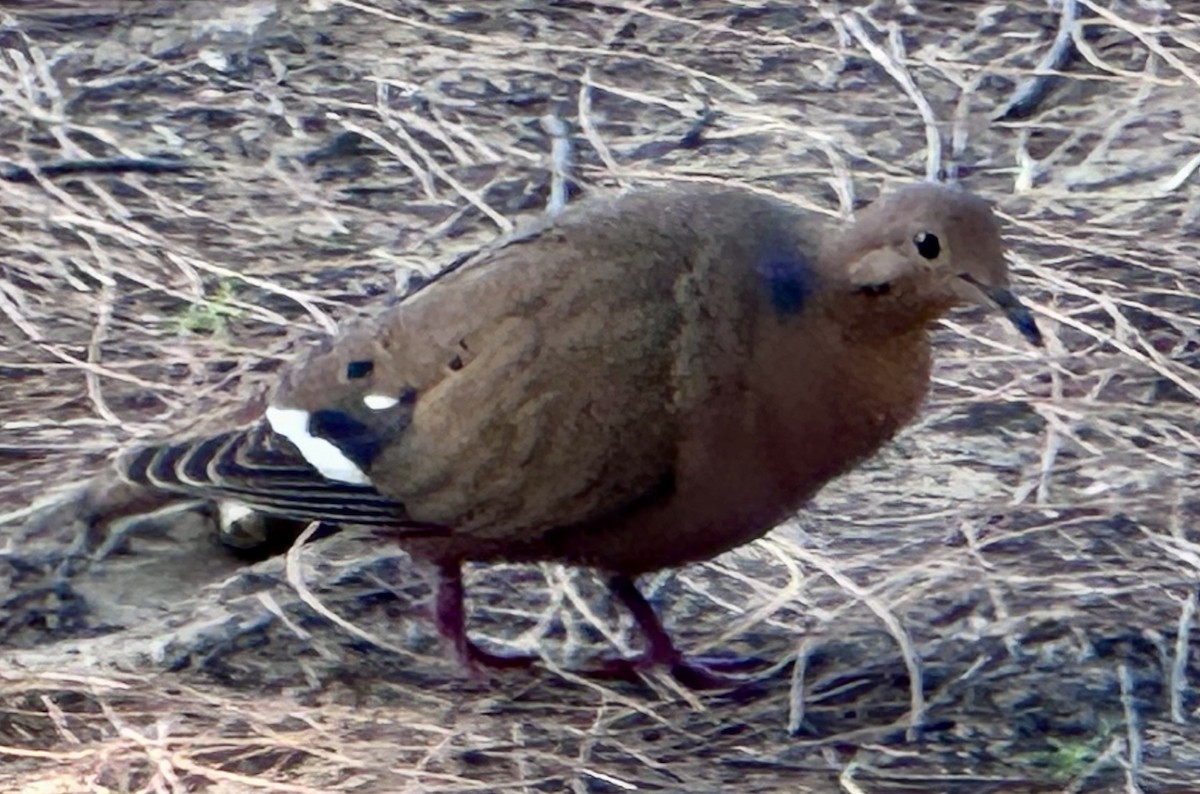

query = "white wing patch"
[265,406,372,485]
[363,393,400,410]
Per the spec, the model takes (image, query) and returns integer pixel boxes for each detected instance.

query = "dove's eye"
[913,232,941,260]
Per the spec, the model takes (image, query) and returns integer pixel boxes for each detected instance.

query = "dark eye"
[856,283,891,297]
[913,232,940,260]
[345,360,374,379]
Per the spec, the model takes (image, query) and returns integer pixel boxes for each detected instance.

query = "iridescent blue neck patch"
[757,251,813,317]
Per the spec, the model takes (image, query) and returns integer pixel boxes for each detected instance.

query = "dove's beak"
[957,273,1044,347]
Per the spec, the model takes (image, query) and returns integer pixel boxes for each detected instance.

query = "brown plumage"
[111,181,1042,686]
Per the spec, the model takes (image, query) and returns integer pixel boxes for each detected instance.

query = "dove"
[106,181,1041,686]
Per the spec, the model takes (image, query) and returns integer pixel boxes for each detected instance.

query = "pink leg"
[431,564,760,688]
[603,574,761,689]
[433,561,537,671]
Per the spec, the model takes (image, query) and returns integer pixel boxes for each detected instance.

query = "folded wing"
[118,422,437,529]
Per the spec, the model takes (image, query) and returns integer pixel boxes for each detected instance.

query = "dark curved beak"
[958,273,1044,348]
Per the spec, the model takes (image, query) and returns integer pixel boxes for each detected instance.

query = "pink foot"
[598,574,765,689]
[434,561,538,674]
[432,563,764,689]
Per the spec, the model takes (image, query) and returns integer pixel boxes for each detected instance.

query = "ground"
[2,1,1200,792]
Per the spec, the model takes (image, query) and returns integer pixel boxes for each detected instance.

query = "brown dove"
[108,181,1041,687]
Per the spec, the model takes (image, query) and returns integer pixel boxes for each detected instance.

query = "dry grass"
[2,1,1200,791]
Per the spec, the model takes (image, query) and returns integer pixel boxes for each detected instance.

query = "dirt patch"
[3,1,1200,792]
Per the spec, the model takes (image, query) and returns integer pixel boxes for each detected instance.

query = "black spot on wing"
[307,409,389,469]
[346,360,374,379]
[306,385,416,470]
